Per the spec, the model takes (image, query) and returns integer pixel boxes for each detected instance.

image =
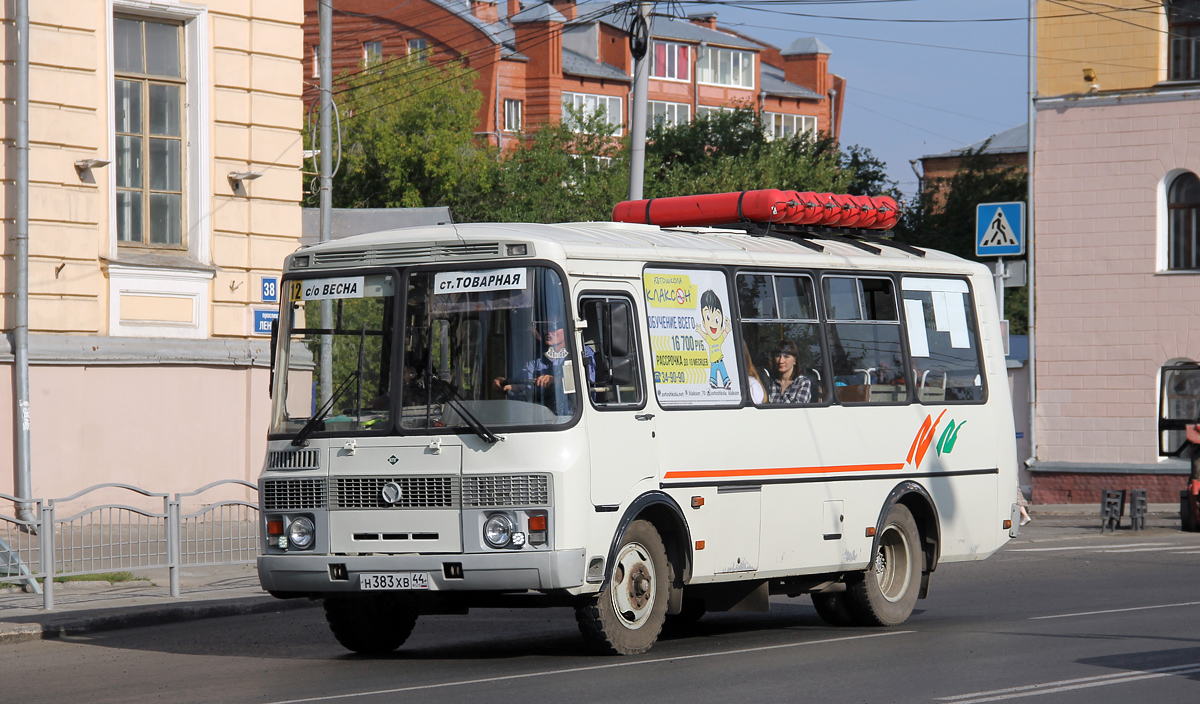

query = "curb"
[0,594,319,646]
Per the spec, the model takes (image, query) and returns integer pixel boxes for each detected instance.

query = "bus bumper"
[257,548,586,593]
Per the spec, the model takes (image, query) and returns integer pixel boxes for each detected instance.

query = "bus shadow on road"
[1075,646,1200,683]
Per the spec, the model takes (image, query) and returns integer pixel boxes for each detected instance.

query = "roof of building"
[511,2,567,23]
[782,36,831,55]
[922,123,1028,160]
[562,48,630,81]
[760,62,823,100]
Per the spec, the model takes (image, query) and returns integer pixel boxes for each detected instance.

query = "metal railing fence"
[1,481,260,610]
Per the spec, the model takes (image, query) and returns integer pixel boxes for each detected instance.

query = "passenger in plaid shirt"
[767,340,811,404]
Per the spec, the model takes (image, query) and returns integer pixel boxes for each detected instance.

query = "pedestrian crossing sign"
[976,201,1025,257]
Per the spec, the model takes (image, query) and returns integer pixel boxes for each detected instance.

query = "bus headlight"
[288,517,315,550]
[483,514,514,548]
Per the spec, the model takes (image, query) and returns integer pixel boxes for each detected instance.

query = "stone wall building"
[302,0,845,147]
[1030,0,1197,503]
[1,1,304,505]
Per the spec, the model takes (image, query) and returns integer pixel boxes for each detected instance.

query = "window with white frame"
[1169,171,1200,270]
[363,41,383,69]
[504,99,522,132]
[114,16,185,248]
[696,105,736,119]
[767,113,817,141]
[696,47,754,88]
[562,92,624,135]
[651,40,690,81]
[650,100,690,127]
[408,37,427,61]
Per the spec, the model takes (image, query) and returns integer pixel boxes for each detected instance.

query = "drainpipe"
[828,87,837,140]
[13,0,33,522]
[1026,0,1038,473]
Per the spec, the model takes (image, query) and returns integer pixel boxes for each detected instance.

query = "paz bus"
[257,190,1020,655]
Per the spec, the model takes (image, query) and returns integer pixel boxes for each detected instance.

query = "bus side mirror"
[609,301,632,358]
[610,357,635,387]
[268,319,278,399]
[1159,362,1200,457]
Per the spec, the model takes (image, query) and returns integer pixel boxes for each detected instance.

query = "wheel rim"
[873,523,912,603]
[609,541,656,630]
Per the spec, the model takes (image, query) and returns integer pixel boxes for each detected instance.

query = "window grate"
[266,449,321,470]
[331,476,458,509]
[462,475,550,508]
[262,478,327,510]
[312,243,501,267]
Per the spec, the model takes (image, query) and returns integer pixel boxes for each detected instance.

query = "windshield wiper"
[424,372,501,444]
[290,328,364,448]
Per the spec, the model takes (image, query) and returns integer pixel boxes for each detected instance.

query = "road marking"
[1029,600,1200,620]
[1100,546,1192,553]
[935,663,1200,703]
[264,631,914,704]
[1007,542,1171,552]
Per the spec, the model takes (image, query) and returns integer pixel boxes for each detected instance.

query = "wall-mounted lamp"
[228,171,264,192]
[1082,68,1099,92]
[74,158,111,178]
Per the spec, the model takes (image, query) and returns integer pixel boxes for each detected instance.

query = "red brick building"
[302,0,845,147]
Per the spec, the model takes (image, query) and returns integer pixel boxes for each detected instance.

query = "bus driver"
[494,318,596,415]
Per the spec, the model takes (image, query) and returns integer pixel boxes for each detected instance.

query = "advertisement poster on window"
[643,268,742,407]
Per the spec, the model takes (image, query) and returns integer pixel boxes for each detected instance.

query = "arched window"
[1169,1,1200,80]
[1169,172,1200,269]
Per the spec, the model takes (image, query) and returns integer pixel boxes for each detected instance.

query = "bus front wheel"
[576,519,670,655]
[847,503,922,626]
[324,593,418,654]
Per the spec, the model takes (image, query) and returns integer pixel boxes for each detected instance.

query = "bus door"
[578,289,656,507]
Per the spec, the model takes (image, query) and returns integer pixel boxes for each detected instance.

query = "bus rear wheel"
[847,503,922,626]
[324,593,418,654]
[575,519,670,655]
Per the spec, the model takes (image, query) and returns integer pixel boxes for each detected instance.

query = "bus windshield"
[271,273,397,438]
[401,266,582,430]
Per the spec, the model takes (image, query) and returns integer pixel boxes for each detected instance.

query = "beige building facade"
[1030,1,1198,502]
[1,1,303,505]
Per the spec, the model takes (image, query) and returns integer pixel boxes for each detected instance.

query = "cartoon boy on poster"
[696,289,732,389]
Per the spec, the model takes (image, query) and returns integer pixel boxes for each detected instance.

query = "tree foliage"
[895,144,1029,333]
[324,58,494,209]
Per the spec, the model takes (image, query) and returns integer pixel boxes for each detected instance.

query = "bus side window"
[823,276,908,404]
[736,272,825,405]
[580,296,645,408]
[900,277,986,403]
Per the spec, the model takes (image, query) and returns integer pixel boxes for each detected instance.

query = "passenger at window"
[743,340,765,404]
[768,340,811,404]
[493,318,595,414]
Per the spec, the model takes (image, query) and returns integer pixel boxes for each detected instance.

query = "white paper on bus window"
[903,298,930,358]
[946,292,970,348]
[931,291,950,332]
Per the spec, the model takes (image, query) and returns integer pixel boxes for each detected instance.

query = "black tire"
[323,593,418,654]
[665,595,707,629]
[847,503,922,627]
[576,519,671,655]
[811,591,856,627]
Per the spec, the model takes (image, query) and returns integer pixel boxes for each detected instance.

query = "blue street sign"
[253,309,278,335]
[976,201,1025,257]
[261,276,278,302]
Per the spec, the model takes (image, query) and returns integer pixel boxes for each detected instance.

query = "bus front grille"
[332,476,458,509]
[266,449,321,470]
[462,474,550,508]
[262,478,328,510]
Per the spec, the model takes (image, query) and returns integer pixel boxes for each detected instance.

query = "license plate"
[359,572,431,591]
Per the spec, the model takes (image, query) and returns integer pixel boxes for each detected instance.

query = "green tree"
[324,57,495,209]
[451,107,628,223]
[895,144,1029,333]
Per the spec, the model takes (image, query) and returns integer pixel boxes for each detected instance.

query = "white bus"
[257,193,1020,655]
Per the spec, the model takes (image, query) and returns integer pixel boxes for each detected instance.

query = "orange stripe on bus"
[663,463,907,480]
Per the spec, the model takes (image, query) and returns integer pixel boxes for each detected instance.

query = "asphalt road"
[4,518,1199,704]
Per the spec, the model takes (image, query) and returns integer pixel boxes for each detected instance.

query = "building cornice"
[1035,85,1200,111]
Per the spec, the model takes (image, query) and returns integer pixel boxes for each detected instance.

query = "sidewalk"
[0,562,316,645]
[0,503,1186,646]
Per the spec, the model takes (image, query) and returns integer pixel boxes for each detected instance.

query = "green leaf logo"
[936,420,966,456]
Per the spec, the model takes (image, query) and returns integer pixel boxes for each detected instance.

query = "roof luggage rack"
[612,189,925,258]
